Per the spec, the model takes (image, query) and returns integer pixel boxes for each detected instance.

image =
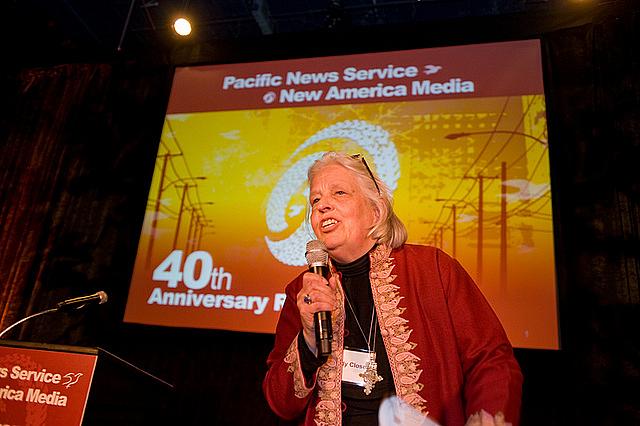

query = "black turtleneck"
[335,251,394,425]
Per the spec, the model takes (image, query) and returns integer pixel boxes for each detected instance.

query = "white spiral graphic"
[265,120,400,266]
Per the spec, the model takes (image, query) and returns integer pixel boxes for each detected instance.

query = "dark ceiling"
[5,0,630,66]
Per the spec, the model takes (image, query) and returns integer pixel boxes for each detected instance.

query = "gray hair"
[307,151,407,249]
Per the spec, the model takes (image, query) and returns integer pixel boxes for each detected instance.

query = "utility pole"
[500,161,508,293]
[146,152,181,267]
[172,183,191,250]
[463,174,499,285]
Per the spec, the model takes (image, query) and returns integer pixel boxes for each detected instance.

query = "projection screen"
[124,39,559,350]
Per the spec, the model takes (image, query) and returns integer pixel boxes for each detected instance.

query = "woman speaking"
[263,152,522,425]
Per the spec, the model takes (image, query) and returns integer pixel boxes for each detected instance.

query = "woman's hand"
[296,272,339,355]
[465,410,510,426]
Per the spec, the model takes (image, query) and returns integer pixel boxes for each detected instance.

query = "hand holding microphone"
[297,240,335,358]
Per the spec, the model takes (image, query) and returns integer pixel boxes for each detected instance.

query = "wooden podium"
[0,340,174,425]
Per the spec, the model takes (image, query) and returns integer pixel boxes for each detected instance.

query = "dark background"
[0,1,638,424]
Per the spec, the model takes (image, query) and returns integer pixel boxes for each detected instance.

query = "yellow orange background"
[125,95,558,349]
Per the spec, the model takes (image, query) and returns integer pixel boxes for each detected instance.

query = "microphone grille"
[97,291,108,304]
[305,240,328,266]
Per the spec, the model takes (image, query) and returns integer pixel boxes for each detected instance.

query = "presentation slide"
[124,39,559,349]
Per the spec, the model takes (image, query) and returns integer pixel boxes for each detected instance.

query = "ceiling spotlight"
[173,18,192,36]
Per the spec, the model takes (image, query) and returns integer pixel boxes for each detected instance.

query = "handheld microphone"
[57,291,108,311]
[305,240,333,358]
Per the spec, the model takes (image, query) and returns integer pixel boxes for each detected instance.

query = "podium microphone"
[57,291,108,310]
[305,240,333,358]
[0,290,109,339]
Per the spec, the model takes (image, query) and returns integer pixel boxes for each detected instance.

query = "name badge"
[342,347,372,387]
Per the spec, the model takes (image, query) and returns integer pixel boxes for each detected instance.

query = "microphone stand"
[0,308,59,339]
[0,291,108,339]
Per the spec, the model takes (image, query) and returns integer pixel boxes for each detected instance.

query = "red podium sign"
[0,343,97,426]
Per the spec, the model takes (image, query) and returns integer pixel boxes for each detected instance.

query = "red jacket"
[263,244,522,425]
